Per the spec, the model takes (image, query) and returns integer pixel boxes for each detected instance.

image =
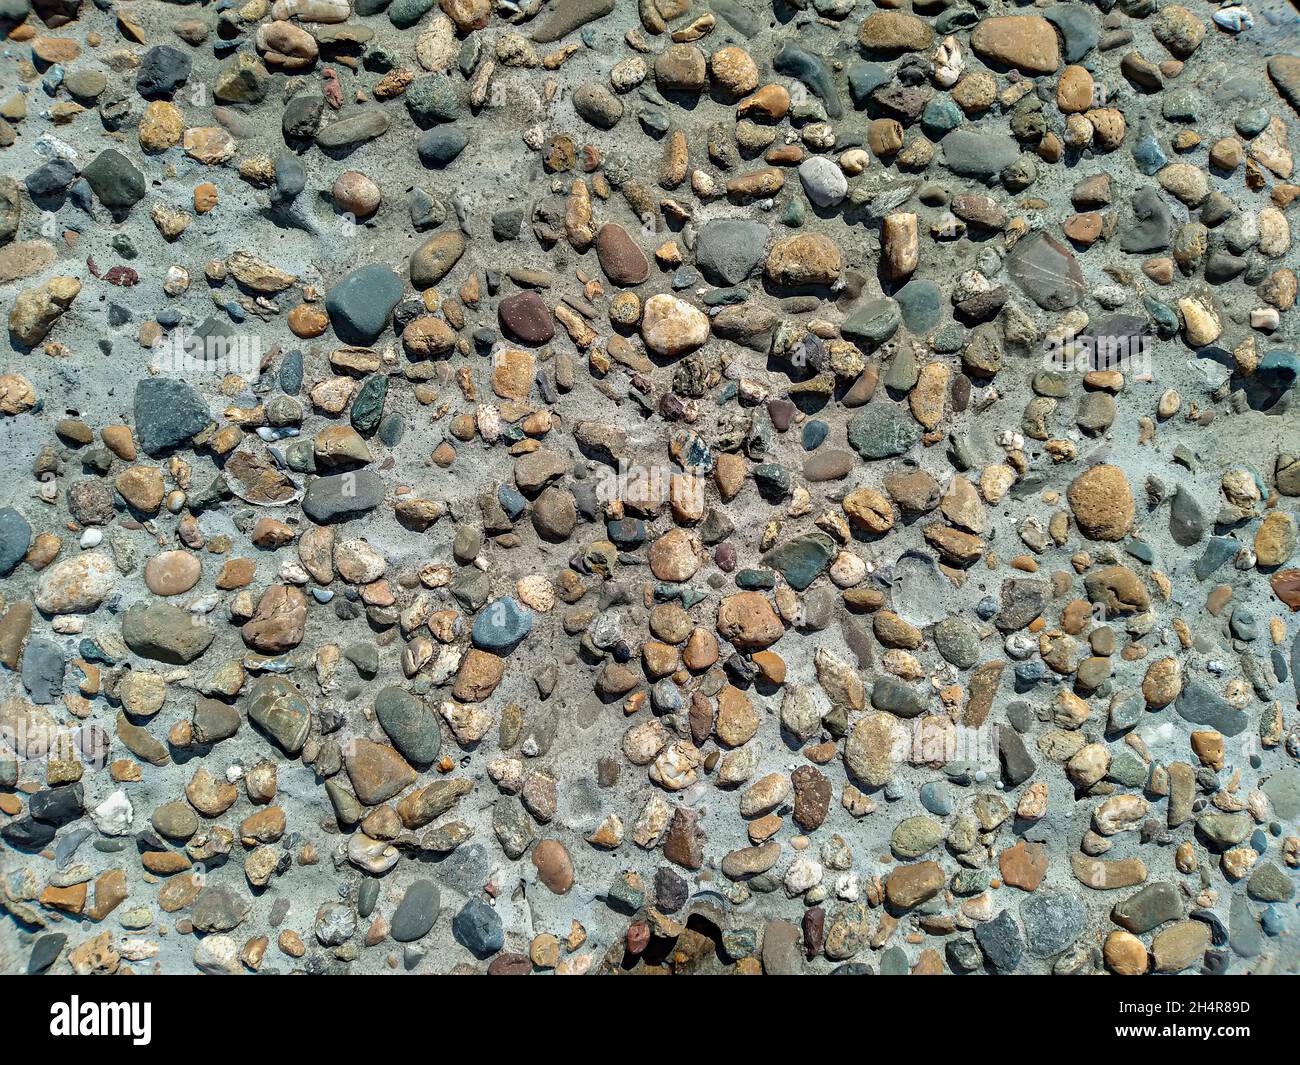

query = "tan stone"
[1103,929,1149,975]
[716,592,784,651]
[884,861,944,908]
[1056,65,1094,113]
[1067,464,1134,541]
[647,527,701,583]
[971,15,1061,75]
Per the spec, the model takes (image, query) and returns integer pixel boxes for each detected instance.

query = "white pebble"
[91,791,134,836]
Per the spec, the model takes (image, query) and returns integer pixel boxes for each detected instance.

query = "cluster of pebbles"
[0,0,1299,975]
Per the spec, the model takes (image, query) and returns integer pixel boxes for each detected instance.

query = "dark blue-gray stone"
[975,908,1024,971]
[848,61,891,108]
[0,507,31,576]
[375,686,440,765]
[1236,107,1271,137]
[841,297,900,348]
[847,402,920,459]
[390,879,440,941]
[762,533,835,591]
[81,149,146,217]
[696,219,769,286]
[326,265,403,345]
[279,349,303,395]
[941,130,1020,178]
[1195,536,1237,580]
[895,278,942,333]
[1229,894,1263,958]
[1087,314,1151,370]
[801,419,828,451]
[946,937,982,973]
[417,126,469,167]
[350,375,388,434]
[136,45,192,98]
[301,470,385,523]
[498,485,527,521]
[1,816,56,850]
[28,783,82,827]
[134,377,211,456]
[735,568,775,590]
[272,155,307,203]
[452,898,504,956]
[1132,125,1168,176]
[1121,187,1172,253]
[24,158,77,207]
[452,568,490,612]
[753,463,790,498]
[410,188,446,230]
[1175,680,1247,736]
[1043,4,1099,62]
[922,96,963,136]
[471,596,534,651]
[774,44,841,118]
[1229,607,1257,641]
[281,96,323,141]
[711,0,759,34]
[919,781,954,816]
[1259,350,1300,391]
[378,413,405,446]
[357,878,380,917]
[28,933,67,974]
[388,0,432,26]
[1020,890,1085,957]
[872,675,927,717]
[22,637,64,705]
[1169,486,1207,546]
[1206,251,1249,285]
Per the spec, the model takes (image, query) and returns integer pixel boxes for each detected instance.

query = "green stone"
[847,402,921,460]
[405,74,460,124]
[351,375,388,434]
[735,568,776,590]
[388,0,433,27]
[891,816,943,859]
[762,533,835,591]
[378,412,405,446]
[1247,861,1294,902]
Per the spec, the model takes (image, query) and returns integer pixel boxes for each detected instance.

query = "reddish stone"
[627,920,650,955]
[497,290,554,345]
[999,839,1049,891]
[802,906,825,959]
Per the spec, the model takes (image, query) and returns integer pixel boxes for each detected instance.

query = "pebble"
[326,265,404,345]
[451,898,504,957]
[798,156,848,209]
[390,880,441,942]
[0,0,1294,984]
[374,686,441,765]
[0,508,32,576]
